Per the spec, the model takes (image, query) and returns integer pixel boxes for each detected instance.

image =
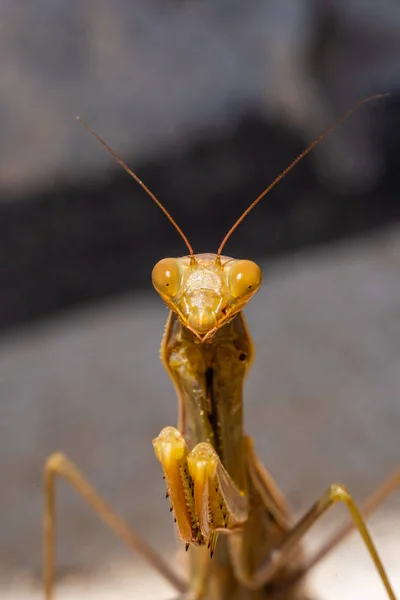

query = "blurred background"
[1,1,400,599]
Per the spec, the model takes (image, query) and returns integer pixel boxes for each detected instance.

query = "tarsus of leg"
[43,452,188,600]
[237,483,396,600]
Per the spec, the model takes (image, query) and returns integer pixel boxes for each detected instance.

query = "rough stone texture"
[0,0,399,195]
[1,225,400,599]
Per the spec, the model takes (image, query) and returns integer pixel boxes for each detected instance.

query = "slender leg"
[284,467,400,589]
[43,452,188,600]
[231,482,397,599]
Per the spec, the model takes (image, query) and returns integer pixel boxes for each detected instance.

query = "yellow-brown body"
[44,99,398,600]
[154,254,307,599]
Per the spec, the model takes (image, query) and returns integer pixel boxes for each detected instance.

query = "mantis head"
[152,253,262,342]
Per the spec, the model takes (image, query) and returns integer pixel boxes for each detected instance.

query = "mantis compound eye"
[226,260,262,300]
[152,258,182,298]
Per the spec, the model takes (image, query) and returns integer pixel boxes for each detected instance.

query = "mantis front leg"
[153,426,248,555]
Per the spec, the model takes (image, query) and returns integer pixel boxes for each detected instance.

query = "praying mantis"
[43,93,399,599]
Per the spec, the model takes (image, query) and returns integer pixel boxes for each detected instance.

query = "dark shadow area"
[1,96,399,333]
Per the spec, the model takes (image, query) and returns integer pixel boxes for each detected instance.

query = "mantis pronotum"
[43,94,400,600]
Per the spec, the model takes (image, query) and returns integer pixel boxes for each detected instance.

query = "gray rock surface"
[1,225,400,599]
[1,0,399,194]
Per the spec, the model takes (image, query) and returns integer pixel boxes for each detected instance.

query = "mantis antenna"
[77,117,195,257]
[217,92,389,256]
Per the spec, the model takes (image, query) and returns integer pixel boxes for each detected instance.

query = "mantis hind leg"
[286,467,400,592]
[43,452,187,600]
[237,479,398,599]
